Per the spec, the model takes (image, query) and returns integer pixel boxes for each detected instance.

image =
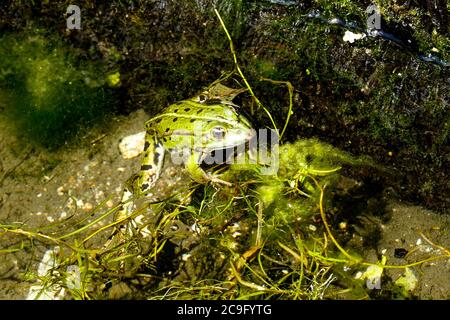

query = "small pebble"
[83,202,93,211]
[394,248,408,258]
[57,186,65,196]
[181,254,191,261]
[65,197,74,209]
[95,190,105,200]
[342,30,365,43]
[232,231,242,238]
[119,131,146,159]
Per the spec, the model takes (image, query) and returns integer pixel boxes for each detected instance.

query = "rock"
[118,131,146,159]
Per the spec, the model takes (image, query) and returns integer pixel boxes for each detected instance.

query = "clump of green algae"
[0,31,118,149]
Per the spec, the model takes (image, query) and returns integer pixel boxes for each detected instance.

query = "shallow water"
[0,0,448,300]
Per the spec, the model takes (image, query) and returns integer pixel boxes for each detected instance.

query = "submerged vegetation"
[0,0,448,209]
[0,32,120,149]
[1,136,448,299]
[1,7,449,299]
[0,0,449,300]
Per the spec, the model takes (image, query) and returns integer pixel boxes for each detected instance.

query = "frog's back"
[145,98,250,137]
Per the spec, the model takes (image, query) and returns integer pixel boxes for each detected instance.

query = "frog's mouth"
[201,139,254,168]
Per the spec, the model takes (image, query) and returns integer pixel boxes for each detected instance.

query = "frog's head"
[194,104,255,152]
[177,83,255,153]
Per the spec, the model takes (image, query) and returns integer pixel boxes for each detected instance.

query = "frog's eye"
[198,94,207,103]
[211,126,226,140]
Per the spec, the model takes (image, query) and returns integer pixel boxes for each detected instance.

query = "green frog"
[113,83,256,240]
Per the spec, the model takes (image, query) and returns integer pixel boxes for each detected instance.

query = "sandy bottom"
[0,109,448,299]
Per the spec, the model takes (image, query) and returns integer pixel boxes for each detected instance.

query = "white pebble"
[57,186,65,196]
[83,202,93,211]
[182,253,191,261]
[119,131,146,159]
[95,190,105,200]
[232,231,242,238]
[343,30,366,43]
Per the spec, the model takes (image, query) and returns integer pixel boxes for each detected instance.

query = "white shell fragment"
[343,30,366,43]
[119,131,146,159]
[66,265,82,290]
[27,247,65,300]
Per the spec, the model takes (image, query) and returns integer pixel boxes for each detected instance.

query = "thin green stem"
[214,8,279,136]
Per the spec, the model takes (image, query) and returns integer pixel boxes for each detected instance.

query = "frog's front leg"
[185,152,232,186]
[113,134,165,239]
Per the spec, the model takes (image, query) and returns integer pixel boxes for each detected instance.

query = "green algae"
[0,32,119,149]
[0,0,448,300]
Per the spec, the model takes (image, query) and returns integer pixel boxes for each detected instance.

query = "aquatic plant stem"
[313,178,449,269]
[1,226,94,254]
[259,78,294,140]
[317,183,360,262]
[214,8,279,136]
